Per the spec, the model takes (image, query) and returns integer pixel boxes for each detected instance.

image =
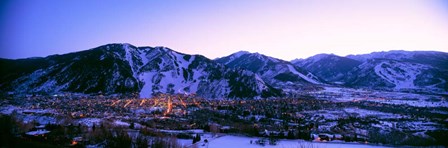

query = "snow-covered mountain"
[292,54,362,83]
[0,44,282,99]
[344,59,447,91]
[2,45,445,97]
[215,51,323,89]
[347,50,448,70]
[294,51,448,92]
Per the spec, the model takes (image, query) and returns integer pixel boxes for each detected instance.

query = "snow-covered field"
[368,91,447,107]
[160,129,204,134]
[77,118,101,127]
[343,108,405,119]
[205,135,390,148]
[301,108,405,121]
[302,110,344,120]
[177,133,215,147]
[316,87,448,107]
[0,105,19,115]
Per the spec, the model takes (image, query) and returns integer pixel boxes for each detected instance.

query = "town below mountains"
[1,43,447,147]
[1,43,447,98]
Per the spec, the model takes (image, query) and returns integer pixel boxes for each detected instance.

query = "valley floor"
[1,86,447,147]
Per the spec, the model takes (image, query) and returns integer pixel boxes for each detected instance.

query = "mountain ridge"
[0,43,283,99]
[293,51,448,93]
[215,51,323,87]
[1,44,447,97]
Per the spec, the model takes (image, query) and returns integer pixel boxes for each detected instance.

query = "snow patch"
[287,65,320,84]
[374,61,427,89]
[208,135,390,148]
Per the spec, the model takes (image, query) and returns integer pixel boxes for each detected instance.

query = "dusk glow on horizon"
[1,0,448,60]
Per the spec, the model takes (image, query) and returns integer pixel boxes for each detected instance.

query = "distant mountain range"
[1,43,447,98]
[292,50,448,93]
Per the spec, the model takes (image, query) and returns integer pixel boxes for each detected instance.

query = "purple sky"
[1,0,448,60]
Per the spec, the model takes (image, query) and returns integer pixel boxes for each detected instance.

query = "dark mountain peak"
[295,53,360,67]
[91,43,174,56]
[291,53,339,64]
[231,50,250,56]
[226,51,286,64]
[346,50,448,62]
[153,46,170,51]
[302,53,337,62]
[311,53,335,57]
[93,43,135,50]
[293,53,362,83]
[216,51,323,87]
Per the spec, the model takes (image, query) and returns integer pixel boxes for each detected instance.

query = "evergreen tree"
[192,135,197,144]
[287,130,295,139]
[135,135,148,148]
[196,133,201,142]
[129,122,135,129]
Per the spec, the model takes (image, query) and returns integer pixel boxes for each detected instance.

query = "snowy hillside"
[294,51,448,92]
[0,44,282,99]
[125,45,281,98]
[215,51,323,88]
[292,54,361,83]
[345,59,447,92]
[374,61,427,89]
[347,50,448,70]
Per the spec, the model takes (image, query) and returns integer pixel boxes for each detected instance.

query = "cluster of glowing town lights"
[107,93,203,116]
